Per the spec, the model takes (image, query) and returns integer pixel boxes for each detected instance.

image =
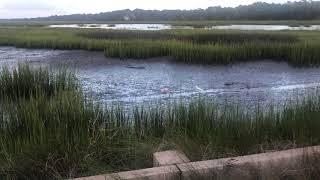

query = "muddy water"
[1,46,320,108]
[209,25,320,31]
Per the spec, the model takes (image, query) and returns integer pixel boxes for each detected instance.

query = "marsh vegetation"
[1,17,320,179]
[0,27,320,66]
[0,65,320,179]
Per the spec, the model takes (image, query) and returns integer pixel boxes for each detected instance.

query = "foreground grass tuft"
[0,64,77,100]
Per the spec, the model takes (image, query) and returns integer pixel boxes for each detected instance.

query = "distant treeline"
[28,1,320,21]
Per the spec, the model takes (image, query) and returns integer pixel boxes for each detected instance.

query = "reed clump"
[0,64,77,100]
[0,65,153,179]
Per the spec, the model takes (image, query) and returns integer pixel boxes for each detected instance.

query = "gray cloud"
[0,1,67,19]
[1,1,55,11]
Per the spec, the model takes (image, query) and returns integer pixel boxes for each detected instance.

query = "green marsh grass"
[1,65,320,179]
[0,28,320,66]
[78,29,297,44]
[0,64,77,100]
[0,65,154,179]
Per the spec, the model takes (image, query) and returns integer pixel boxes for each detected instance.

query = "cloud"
[0,0,66,19]
[1,1,55,11]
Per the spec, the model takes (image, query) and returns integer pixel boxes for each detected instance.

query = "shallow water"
[1,46,320,108]
[209,25,320,31]
[48,24,320,31]
[49,24,188,31]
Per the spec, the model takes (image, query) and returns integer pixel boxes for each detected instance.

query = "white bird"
[195,86,205,93]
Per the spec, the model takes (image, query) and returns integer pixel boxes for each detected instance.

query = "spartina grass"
[0,28,320,66]
[1,66,320,179]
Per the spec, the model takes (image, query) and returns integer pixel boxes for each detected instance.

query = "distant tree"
[22,0,320,21]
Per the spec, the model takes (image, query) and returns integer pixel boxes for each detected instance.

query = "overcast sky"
[0,0,297,19]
